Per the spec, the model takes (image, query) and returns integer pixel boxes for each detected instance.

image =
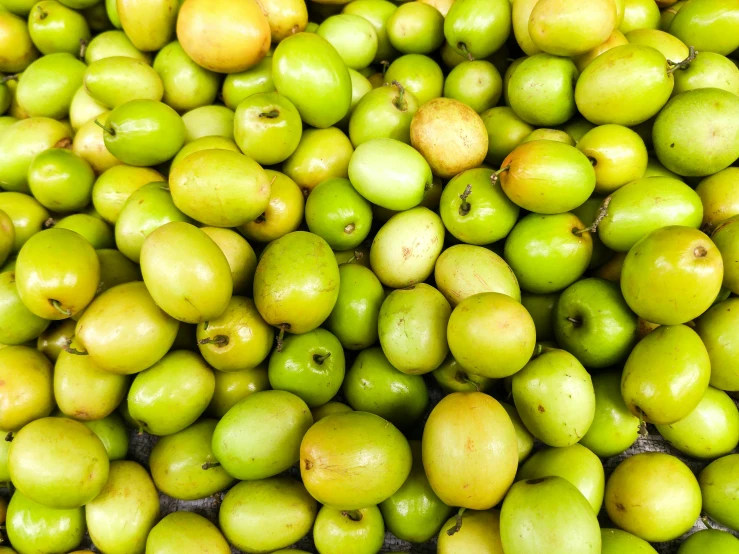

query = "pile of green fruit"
[0,0,738,551]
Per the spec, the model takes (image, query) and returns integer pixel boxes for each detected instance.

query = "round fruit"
[305,177,372,250]
[146,512,230,554]
[528,0,617,56]
[313,505,385,554]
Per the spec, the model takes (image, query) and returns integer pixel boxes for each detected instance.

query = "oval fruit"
[146,512,230,554]
[700,454,739,532]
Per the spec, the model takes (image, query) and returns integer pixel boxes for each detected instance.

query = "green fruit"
[673,52,739,96]
[481,106,534,165]
[84,56,163,110]
[0,117,71,193]
[508,54,577,126]
[141,222,232,323]
[343,346,427,428]
[423,392,517,510]
[697,298,739,391]
[81,412,129,460]
[324,263,384,350]
[529,0,616,56]
[504,213,593,294]
[341,0,397,63]
[512,348,595,447]
[443,0,510,59]
[620,226,724,324]
[300,411,412,509]
[656,386,739,458]
[75,281,178,374]
[117,0,178,52]
[83,29,149,64]
[437,509,504,553]
[553,278,637,368]
[153,41,220,113]
[0,346,52,431]
[624,28,688,63]
[91,165,163,224]
[207,365,269,418]
[239,169,304,243]
[147,512,230,554]
[499,140,595,214]
[700,454,739,531]
[182,105,234,142]
[311,401,352,422]
[85,461,159,554]
[606,452,702,541]
[432,355,496,394]
[282,126,353,195]
[653,88,739,177]
[16,53,85,118]
[348,82,418,147]
[383,54,443,106]
[678,529,739,554]
[619,0,660,33]
[101,99,185,166]
[0,209,13,265]
[575,45,673,126]
[273,33,351,128]
[128,350,215,435]
[95,246,148,294]
[305,177,372,250]
[53,213,114,249]
[219,477,317,554]
[72,111,124,175]
[520,293,557,342]
[501,476,601,554]
[317,14,378,70]
[386,1,442,54]
[9,417,108,509]
[696,167,739,230]
[15,228,100,320]
[150,419,235,500]
[170,136,240,172]
[222,57,275,110]
[28,0,91,55]
[501,401,535,462]
[0,271,49,344]
[643,156,682,179]
[601,528,658,554]
[6,490,85,554]
[28,149,94,213]
[443,60,502,114]
[0,11,39,73]
[669,0,739,56]
[579,370,639,457]
[379,440,452,543]
[54,342,129,420]
[517,444,604,513]
[369,207,444,288]
[313,505,384,554]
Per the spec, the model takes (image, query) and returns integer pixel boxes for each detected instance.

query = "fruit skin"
[273,33,351,128]
[437,509,504,553]
[499,140,596,214]
[553,278,637,368]
[575,44,673,126]
[75,281,179,375]
[305,177,372,250]
[146,512,231,554]
[668,0,739,56]
[140,221,233,324]
[512,348,595,447]
[313,505,385,554]
[16,53,86,119]
[529,0,616,57]
[92,165,164,224]
[387,2,444,55]
[348,82,418,147]
[239,169,304,243]
[700,454,739,531]
[9,417,109,509]
[620,226,724,325]
[673,51,739,96]
[696,167,739,231]
[341,0,397,63]
[234,92,302,166]
[500,476,601,554]
[383,54,444,106]
[83,56,164,109]
[253,231,340,334]
[0,11,39,72]
[81,412,129,461]
[181,105,234,142]
[0,346,53,431]
[653,88,739,177]
[6,490,85,554]
[601,528,658,554]
[28,148,95,214]
[678,529,739,554]
[443,0,511,59]
[117,0,179,52]
[149,419,235,500]
[422,392,518,510]
[696,298,739,391]
[656,386,739,459]
[85,461,160,554]
[317,14,378,70]
[127,350,215,436]
[448,292,536,379]
[219,477,317,554]
[207,365,269,418]
[300,411,412,510]
[580,370,640,457]
[83,29,150,64]
[153,40,220,114]
[0,271,50,345]
[28,0,91,56]
[501,401,535,462]
[712,216,739,295]
[605,452,702,542]
[268,329,345,408]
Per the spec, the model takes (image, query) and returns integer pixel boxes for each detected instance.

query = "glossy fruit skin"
[28,0,90,55]
[625,28,688,63]
[16,53,86,119]
[387,2,444,54]
[696,298,739,391]
[653,88,739,177]
[349,83,418,147]
[341,0,397,63]
[668,0,739,56]
[140,222,233,324]
[383,54,444,106]
[678,529,739,554]
[0,346,53,430]
[575,45,673,126]
[620,226,724,325]
[317,14,378,70]
[116,0,177,51]
[531,0,616,56]
[606,453,701,542]
[444,60,501,114]
[508,54,578,126]
[500,140,596,214]
[234,92,302,166]
[437,509,504,553]
[282,127,353,195]
[149,419,235,500]
[305,177,372,250]
[254,231,340,334]
[504,213,593,294]
[0,271,50,345]
[443,0,511,59]
[657,386,739,459]
[423,392,517,510]
[103,99,185,167]
[73,112,124,175]
[273,33,351,128]
[500,401,535,463]
[128,350,215,436]
[700,454,739,531]
[36,319,75,363]
[9,417,109,509]
[153,40,220,113]
[620,0,660,32]
[182,105,234,142]
[520,293,557,342]
[84,56,164,109]
[219,477,317,554]
[207,365,269,418]
[601,528,658,554]
[82,412,129,461]
[300,411,412,510]
[86,461,159,554]
[6,490,85,554]
[580,371,640,457]
[27,148,95,214]
[673,52,739,96]
[75,281,178,374]
[239,169,304,243]
[313,506,384,554]
[513,348,595,447]
[83,30,149,64]
[696,167,739,230]
[146,512,231,554]
[553,278,637,368]
[92,165,163,224]
[0,11,39,72]
[311,401,353,423]
[222,57,275,109]
[501,476,601,554]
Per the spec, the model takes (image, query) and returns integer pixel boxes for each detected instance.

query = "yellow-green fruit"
[146,512,231,554]
[0,270,50,345]
[573,30,629,73]
[83,29,150,64]
[0,345,53,431]
[207,365,270,418]
[700,454,739,531]
[625,28,689,62]
[153,40,220,113]
[501,401,535,463]
[117,0,179,52]
[0,11,39,72]
[92,165,164,224]
[437,509,504,553]
[83,56,164,108]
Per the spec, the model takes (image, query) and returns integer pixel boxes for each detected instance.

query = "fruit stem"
[490,165,510,185]
[259,110,280,119]
[50,299,72,317]
[344,223,355,234]
[62,338,88,356]
[276,323,290,352]
[456,371,480,391]
[701,514,717,530]
[340,510,363,522]
[313,352,331,365]
[79,39,88,60]
[458,184,473,216]
[457,42,474,61]
[198,334,229,347]
[36,5,47,19]
[667,46,698,74]
[380,60,390,79]
[446,507,466,536]
[93,119,115,136]
[4,432,12,442]
[567,316,583,328]
[636,407,648,437]
[574,196,611,235]
[347,250,364,264]
[391,80,407,111]
[43,217,56,229]
[202,461,221,470]
[0,74,18,84]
